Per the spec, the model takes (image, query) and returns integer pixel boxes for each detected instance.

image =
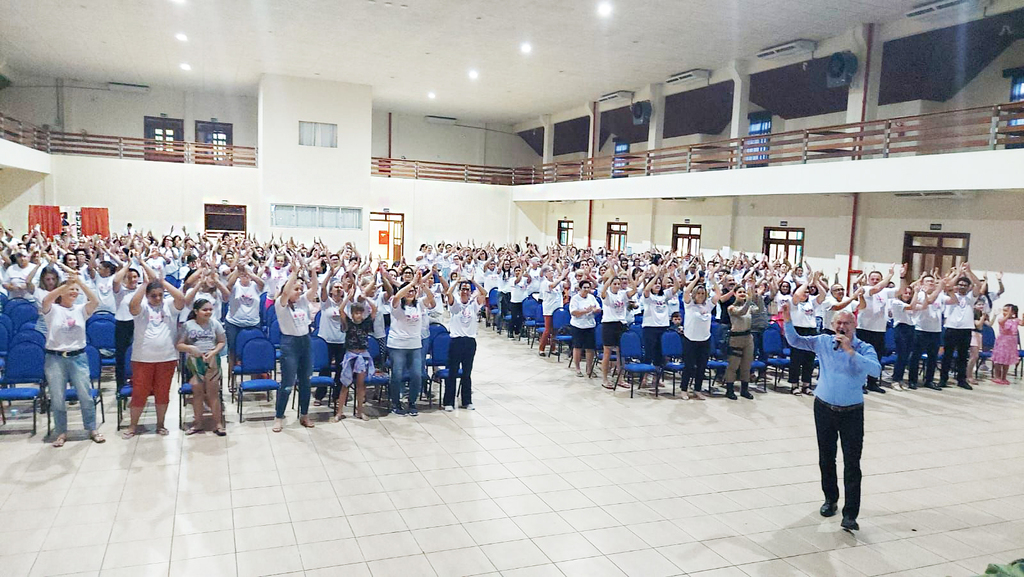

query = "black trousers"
[789,326,817,385]
[681,337,710,392]
[909,330,940,385]
[498,292,511,332]
[509,301,524,336]
[314,342,346,401]
[814,398,864,521]
[855,329,885,388]
[940,327,971,386]
[115,319,134,388]
[445,337,476,407]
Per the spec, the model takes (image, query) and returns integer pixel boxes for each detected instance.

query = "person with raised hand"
[272,257,320,431]
[41,273,104,447]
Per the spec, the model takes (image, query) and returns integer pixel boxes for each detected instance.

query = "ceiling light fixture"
[428,92,436,99]
[179,63,192,71]
[175,33,188,42]
[520,42,532,54]
[468,69,479,80]
[597,2,613,17]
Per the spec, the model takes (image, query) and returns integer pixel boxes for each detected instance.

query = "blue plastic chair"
[660,330,683,396]
[0,322,10,359]
[620,331,657,398]
[11,329,45,349]
[0,341,46,434]
[231,326,268,388]
[762,325,792,389]
[365,337,390,400]
[86,318,116,348]
[522,298,540,345]
[236,337,279,422]
[428,332,455,407]
[0,315,14,342]
[7,304,38,334]
[976,324,996,378]
[705,324,730,387]
[116,345,134,430]
[307,336,336,413]
[551,309,573,363]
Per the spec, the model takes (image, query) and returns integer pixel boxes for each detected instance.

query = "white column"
[541,114,554,163]
[727,60,751,139]
[587,101,601,158]
[647,82,665,151]
[845,23,882,124]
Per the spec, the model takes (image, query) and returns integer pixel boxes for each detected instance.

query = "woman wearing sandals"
[680,267,721,400]
[599,264,635,389]
[124,260,187,439]
[41,274,105,447]
[569,279,601,378]
[273,257,320,432]
[177,299,227,436]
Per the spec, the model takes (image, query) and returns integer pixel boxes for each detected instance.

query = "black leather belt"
[729,330,751,337]
[815,397,863,412]
[46,348,85,358]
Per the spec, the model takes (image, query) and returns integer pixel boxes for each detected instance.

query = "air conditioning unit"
[424,115,457,125]
[905,0,975,19]
[893,191,975,200]
[756,40,817,60]
[666,69,711,86]
[107,82,150,93]
[598,90,634,106]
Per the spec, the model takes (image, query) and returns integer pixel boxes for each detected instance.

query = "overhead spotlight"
[597,2,612,17]
[468,69,479,80]
[520,42,532,54]
[175,33,188,42]
[428,91,436,99]
[179,63,192,71]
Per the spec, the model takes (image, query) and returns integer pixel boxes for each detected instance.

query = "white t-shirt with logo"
[114,284,140,322]
[317,298,346,344]
[858,287,895,332]
[642,288,676,328]
[44,304,89,351]
[448,299,481,339]
[132,300,182,363]
[684,301,715,342]
[226,282,261,327]
[602,289,630,324]
[540,279,563,316]
[93,275,116,313]
[944,293,978,330]
[275,295,312,337]
[569,293,599,329]
[388,300,425,350]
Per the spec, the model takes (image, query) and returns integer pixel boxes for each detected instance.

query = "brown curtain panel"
[28,205,61,237]
[80,207,110,237]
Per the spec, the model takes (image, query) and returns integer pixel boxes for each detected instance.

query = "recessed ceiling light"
[520,42,532,54]
[468,69,479,80]
[597,2,613,17]
[179,63,192,71]
[175,33,188,42]
[428,92,436,99]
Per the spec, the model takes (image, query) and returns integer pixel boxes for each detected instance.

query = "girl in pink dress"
[991,304,1023,385]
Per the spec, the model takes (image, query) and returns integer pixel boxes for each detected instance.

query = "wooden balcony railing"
[373,100,1024,185]
[0,113,258,168]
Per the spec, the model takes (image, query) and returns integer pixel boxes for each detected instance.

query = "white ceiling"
[0,0,924,124]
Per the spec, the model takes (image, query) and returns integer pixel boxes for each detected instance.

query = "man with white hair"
[782,303,881,533]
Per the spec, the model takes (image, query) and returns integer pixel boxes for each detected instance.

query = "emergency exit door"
[370,211,404,264]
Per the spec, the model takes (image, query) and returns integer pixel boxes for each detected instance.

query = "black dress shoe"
[867,385,886,394]
[958,382,973,390]
[841,517,859,531]
[908,382,918,390]
[926,383,942,391]
[820,502,838,517]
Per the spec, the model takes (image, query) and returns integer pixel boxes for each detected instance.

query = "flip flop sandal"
[185,427,203,436]
[121,430,137,440]
[156,427,170,436]
[576,371,584,377]
[90,432,106,444]
[300,418,315,428]
[602,383,616,390]
[791,387,803,396]
[52,434,67,448]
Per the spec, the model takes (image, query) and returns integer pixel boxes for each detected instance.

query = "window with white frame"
[298,121,338,147]
[271,204,361,229]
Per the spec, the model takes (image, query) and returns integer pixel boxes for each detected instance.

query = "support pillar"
[845,23,882,124]
[647,83,665,151]
[727,60,751,139]
[587,101,601,158]
[541,114,554,164]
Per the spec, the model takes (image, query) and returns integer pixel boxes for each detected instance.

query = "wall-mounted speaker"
[631,101,652,125]
[826,51,858,88]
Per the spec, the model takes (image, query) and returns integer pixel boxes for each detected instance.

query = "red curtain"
[80,207,110,237]
[28,205,61,238]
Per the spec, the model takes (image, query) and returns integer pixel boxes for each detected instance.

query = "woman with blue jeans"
[888,285,917,389]
[41,275,105,447]
[272,257,320,432]
[388,271,435,416]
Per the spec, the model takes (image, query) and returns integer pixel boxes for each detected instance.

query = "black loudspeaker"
[631,101,652,125]
[826,51,858,88]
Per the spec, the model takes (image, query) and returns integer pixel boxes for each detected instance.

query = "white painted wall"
[0,74,258,146]
[370,111,540,167]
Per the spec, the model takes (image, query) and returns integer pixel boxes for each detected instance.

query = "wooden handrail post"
[414,161,419,180]
[645,151,652,176]
[464,164,469,183]
[686,147,692,172]
[118,137,124,159]
[801,130,809,164]
[882,120,891,158]
[735,138,743,169]
[989,105,1000,150]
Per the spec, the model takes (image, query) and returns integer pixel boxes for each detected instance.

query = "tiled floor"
[1,328,1023,577]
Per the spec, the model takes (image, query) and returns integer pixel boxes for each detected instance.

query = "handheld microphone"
[833,335,841,351]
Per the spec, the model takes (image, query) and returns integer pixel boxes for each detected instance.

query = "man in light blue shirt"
[782,303,880,532]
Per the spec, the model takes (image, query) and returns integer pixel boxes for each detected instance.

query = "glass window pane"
[299,121,316,146]
[319,207,339,228]
[770,230,785,239]
[912,236,939,247]
[942,237,965,248]
[296,206,316,227]
[317,123,338,148]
